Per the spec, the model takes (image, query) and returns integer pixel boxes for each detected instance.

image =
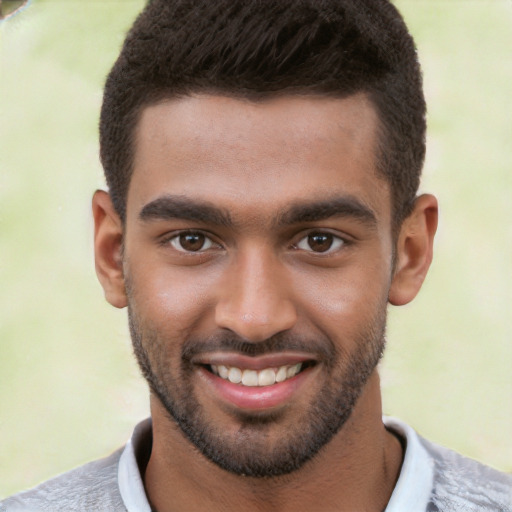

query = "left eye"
[295,232,345,253]
[169,232,215,252]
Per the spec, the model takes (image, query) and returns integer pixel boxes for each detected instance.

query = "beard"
[128,299,387,478]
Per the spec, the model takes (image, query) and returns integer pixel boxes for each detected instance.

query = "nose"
[215,247,297,342]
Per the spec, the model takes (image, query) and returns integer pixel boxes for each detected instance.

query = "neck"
[144,372,402,512]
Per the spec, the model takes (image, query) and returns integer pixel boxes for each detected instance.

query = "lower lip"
[198,366,314,411]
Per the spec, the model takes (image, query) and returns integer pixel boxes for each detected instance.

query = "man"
[2,0,511,510]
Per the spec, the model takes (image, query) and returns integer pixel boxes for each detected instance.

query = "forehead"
[128,94,391,228]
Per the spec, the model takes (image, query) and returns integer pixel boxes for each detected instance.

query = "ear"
[92,190,127,308]
[388,194,438,306]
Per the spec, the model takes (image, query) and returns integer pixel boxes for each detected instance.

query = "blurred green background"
[1,0,511,497]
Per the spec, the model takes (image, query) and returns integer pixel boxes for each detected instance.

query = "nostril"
[215,301,298,343]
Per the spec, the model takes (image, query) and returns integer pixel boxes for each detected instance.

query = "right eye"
[168,231,216,252]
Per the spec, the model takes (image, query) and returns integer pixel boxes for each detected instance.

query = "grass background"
[1,0,511,496]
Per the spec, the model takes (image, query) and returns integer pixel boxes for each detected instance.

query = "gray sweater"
[2,419,511,511]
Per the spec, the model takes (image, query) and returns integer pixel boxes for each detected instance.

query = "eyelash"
[161,230,221,253]
[292,231,348,255]
[160,229,349,256]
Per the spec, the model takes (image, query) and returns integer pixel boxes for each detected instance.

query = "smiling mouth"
[206,361,316,387]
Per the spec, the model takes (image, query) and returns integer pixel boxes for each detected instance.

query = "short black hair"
[100,0,425,227]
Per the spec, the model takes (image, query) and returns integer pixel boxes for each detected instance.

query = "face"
[123,94,395,476]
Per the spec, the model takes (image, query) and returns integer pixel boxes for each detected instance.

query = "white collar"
[384,416,434,511]
[118,418,152,512]
[117,417,434,512]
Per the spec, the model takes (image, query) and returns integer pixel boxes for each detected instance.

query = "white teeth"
[275,366,288,383]
[212,363,304,387]
[228,367,242,384]
[258,368,276,386]
[287,363,301,378]
[218,365,229,379]
[241,370,259,387]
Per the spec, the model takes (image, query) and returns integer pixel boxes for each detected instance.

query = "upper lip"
[191,351,317,370]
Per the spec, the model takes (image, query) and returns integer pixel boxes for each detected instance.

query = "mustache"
[181,330,336,361]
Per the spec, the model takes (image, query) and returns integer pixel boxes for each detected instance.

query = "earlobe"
[388,194,438,306]
[92,190,127,308]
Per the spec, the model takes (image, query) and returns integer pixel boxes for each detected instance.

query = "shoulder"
[0,448,126,512]
[420,436,512,512]
[384,417,512,511]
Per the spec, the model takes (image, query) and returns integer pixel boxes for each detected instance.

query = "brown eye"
[170,232,214,252]
[307,233,333,252]
[296,232,344,253]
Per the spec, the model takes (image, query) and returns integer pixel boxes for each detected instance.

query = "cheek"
[293,261,391,332]
[128,262,220,335]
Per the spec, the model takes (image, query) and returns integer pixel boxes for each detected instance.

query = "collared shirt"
[2,417,511,511]
[118,417,435,512]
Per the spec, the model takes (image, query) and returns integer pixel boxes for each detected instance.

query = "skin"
[93,93,438,511]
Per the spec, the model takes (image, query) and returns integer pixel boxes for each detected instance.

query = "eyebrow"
[139,195,232,227]
[275,196,377,228]
[138,194,377,229]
